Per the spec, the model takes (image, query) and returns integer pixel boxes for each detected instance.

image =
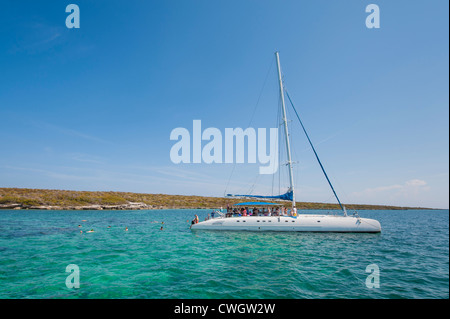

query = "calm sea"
[0,209,447,299]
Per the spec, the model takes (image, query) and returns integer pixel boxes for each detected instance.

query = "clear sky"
[0,0,448,209]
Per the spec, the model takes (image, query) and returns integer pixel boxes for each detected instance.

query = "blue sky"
[0,1,448,208]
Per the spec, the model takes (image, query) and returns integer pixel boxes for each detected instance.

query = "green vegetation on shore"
[0,187,429,210]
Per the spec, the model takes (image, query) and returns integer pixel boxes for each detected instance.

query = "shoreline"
[0,187,439,211]
[2,207,443,211]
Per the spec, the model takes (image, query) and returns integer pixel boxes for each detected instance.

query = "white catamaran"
[191,52,381,233]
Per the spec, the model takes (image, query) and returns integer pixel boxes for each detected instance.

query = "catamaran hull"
[191,215,381,233]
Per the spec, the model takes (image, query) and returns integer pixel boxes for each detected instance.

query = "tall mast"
[275,51,296,208]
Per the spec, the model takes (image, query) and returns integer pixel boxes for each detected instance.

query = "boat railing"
[210,210,225,219]
[209,209,297,219]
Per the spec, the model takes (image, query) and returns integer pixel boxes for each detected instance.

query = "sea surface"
[0,209,448,299]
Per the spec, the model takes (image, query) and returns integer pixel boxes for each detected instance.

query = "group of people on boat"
[190,204,299,226]
[224,206,297,217]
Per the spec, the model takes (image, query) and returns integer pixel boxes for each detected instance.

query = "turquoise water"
[0,209,448,299]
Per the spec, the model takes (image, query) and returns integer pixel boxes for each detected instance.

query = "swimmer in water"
[125,227,128,231]
[87,229,94,233]
[160,226,163,231]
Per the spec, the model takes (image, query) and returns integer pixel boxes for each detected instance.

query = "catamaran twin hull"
[191,215,381,233]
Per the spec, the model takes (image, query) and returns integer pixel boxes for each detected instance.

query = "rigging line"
[278,96,283,197]
[285,103,300,200]
[224,164,236,196]
[272,92,282,197]
[285,90,345,212]
[279,71,296,201]
[247,173,261,195]
[224,56,275,197]
[247,57,275,128]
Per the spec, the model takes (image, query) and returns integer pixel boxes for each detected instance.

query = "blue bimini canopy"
[226,190,293,202]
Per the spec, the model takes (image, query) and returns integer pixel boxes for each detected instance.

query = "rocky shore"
[0,202,170,210]
[0,187,429,211]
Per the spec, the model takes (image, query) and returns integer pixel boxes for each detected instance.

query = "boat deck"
[191,214,381,233]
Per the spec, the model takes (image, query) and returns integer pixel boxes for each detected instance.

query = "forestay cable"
[285,90,345,212]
